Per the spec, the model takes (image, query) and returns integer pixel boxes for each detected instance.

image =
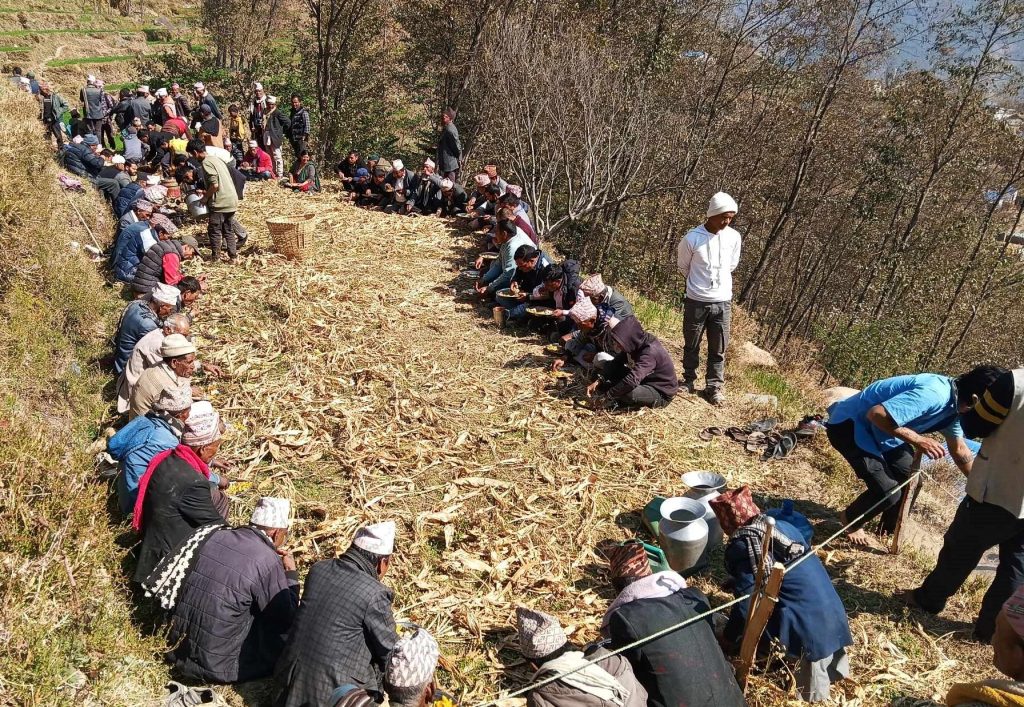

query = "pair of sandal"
[699,418,778,442]
[699,419,796,460]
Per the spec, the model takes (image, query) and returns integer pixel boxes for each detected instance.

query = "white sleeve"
[730,232,742,272]
[677,236,693,277]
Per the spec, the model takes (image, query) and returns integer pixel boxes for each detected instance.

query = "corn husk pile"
[173,183,993,706]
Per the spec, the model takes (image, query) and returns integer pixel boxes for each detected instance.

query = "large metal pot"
[186,193,208,218]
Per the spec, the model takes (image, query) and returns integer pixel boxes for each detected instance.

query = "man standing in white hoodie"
[677,192,742,405]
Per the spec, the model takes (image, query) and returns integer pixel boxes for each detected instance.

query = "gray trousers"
[208,210,238,258]
[683,298,731,389]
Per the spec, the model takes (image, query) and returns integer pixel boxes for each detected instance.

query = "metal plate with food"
[455,212,472,218]
[526,306,557,317]
[496,288,527,299]
[479,252,499,260]
[544,343,563,355]
[460,269,480,278]
[549,370,573,380]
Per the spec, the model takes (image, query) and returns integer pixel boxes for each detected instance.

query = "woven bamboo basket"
[267,213,316,259]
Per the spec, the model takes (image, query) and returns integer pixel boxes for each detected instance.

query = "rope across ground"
[98,183,995,705]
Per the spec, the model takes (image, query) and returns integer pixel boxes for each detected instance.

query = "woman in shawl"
[284,150,320,193]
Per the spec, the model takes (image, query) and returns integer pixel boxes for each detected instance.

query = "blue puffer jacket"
[62,142,104,179]
[114,182,143,218]
[108,412,181,515]
[112,220,154,283]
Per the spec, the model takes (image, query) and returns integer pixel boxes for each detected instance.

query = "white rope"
[472,466,932,706]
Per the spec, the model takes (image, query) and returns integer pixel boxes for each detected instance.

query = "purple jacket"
[603,318,678,400]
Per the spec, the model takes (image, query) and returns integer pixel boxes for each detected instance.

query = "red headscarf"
[131,444,210,531]
[709,485,761,536]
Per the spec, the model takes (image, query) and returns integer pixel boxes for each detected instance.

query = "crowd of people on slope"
[15,61,1024,707]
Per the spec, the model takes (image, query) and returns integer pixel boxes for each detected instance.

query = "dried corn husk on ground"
[171,183,995,707]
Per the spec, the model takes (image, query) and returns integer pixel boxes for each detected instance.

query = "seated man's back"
[607,588,747,707]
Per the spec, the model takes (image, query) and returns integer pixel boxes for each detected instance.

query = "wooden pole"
[736,562,785,690]
[890,453,922,554]
[745,517,776,620]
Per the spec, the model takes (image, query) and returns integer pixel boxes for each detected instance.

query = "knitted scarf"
[131,444,210,531]
[142,521,227,610]
[731,515,805,571]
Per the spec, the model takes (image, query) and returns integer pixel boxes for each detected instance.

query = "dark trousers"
[915,497,1024,641]
[683,298,731,390]
[86,118,105,139]
[290,136,307,158]
[443,169,459,181]
[207,210,238,258]
[44,120,64,147]
[826,419,914,533]
[604,359,671,408]
[101,120,116,150]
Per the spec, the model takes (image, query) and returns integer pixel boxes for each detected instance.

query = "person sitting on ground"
[275,522,399,706]
[532,259,583,338]
[365,153,392,175]
[335,150,364,189]
[284,150,321,192]
[476,220,534,300]
[117,312,190,413]
[175,276,205,317]
[553,298,617,372]
[712,486,852,703]
[132,400,231,583]
[438,178,468,217]
[409,159,442,215]
[904,366,1023,644]
[493,245,552,326]
[115,196,152,242]
[63,133,105,180]
[482,161,508,193]
[130,235,202,297]
[825,369,978,550]
[122,126,145,163]
[579,274,634,319]
[586,317,678,409]
[601,542,747,707]
[517,606,647,707]
[154,496,300,684]
[381,627,445,707]
[129,333,200,421]
[345,167,371,201]
[241,139,274,180]
[384,159,420,214]
[355,168,389,209]
[498,190,537,244]
[108,385,192,515]
[113,212,178,285]
[469,182,501,231]
[113,283,180,374]
[94,154,130,202]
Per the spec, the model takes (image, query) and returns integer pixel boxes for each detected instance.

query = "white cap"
[86,74,96,83]
[151,282,180,305]
[138,84,149,93]
[267,95,277,104]
[251,497,291,529]
[159,333,195,358]
[193,81,205,90]
[353,521,395,555]
[440,178,453,190]
[707,191,738,218]
[111,154,126,165]
[253,82,263,90]
[248,139,258,147]
[155,87,168,98]
[423,158,435,169]
[145,173,161,186]
[392,159,404,171]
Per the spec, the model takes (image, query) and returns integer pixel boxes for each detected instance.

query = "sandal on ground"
[699,426,726,441]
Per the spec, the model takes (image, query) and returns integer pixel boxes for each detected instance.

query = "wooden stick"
[737,562,785,690]
[746,516,776,620]
[890,453,922,554]
[59,186,102,250]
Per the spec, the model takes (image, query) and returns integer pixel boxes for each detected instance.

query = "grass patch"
[742,367,804,417]
[0,27,154,37]
[47,54,136,67]
[0,44,28,51]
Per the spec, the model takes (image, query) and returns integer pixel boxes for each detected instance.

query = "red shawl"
[132,444,210,531]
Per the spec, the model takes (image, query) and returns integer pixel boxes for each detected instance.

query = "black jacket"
[411,174,443,213]
[133,452,225,583]
[264,109,287,149]
[169,526,300,683]
[275,549,398,707]
[439,184,469,216]
[132,239,184,295]
[601,317,678,400]
[608,589,747,707]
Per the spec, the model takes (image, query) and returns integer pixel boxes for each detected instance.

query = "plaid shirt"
[275,549,398,706]
[289,107,310,138]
